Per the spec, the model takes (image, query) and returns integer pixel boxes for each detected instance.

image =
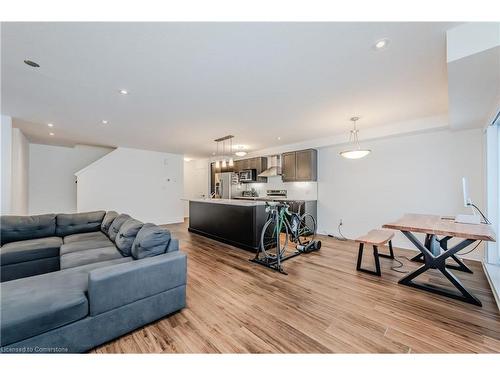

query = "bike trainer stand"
[250,240,321,275]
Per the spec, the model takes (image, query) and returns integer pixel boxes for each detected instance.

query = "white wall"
[11,128,29,214]
[76,147,184,224]
[0,115,12,214]
[317,128,485,260]
[183,158,209,217]
[29,144,112,214]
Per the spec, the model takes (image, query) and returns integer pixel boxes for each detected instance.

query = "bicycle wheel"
[260,216,288,260]
[297,213,316,245]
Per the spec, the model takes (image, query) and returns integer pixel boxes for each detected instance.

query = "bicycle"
[252,201,318,274]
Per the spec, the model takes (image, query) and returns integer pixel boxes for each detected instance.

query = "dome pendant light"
[339,117,371,159]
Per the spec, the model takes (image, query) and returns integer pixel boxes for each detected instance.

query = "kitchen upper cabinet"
[233,157,267,182]
[281,149,317,182]
[233,160,242,173]
[239,158,250,170]
[282,152,296,182]
[254,157,267,183]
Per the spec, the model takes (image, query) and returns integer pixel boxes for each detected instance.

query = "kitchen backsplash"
[231,175,318,200]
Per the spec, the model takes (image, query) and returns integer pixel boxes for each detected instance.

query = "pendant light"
[215,141,220,169]
[339,117,371,159]
[228,137,234,167]
[221,139,227,168]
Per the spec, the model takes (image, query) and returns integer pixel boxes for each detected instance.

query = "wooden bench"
[355,229,395,276]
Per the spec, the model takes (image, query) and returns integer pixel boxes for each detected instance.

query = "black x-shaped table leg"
[398,231,482,306]
[410,235,473,273]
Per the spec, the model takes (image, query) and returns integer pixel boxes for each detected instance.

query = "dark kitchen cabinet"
[233,157,267,183]
[254,157,267,183]
[282,152,297,182]
[281,149,317,182]
[233,160,242,173]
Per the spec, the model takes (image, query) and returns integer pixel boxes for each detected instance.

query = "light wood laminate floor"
[92,221,500,353]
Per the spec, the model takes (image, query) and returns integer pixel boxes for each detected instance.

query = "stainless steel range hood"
[258,155,282,177]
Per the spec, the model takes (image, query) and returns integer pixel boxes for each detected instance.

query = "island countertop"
[188,198,266,207]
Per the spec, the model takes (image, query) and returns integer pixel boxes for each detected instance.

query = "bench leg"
[378,240,395,259]
[356,243,364,271]
[356,243,382,276]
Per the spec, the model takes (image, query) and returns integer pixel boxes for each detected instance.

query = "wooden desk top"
[382,213,496,242]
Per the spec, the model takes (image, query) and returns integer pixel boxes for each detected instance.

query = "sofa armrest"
[87,251,187,316]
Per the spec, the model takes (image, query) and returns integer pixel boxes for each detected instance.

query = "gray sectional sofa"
[0,210,187,353]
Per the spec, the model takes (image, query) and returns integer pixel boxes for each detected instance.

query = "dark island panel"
[188,200,268,251]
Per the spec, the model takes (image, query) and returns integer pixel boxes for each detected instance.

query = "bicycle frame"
[269,204,304,245]
[252,202,318,275]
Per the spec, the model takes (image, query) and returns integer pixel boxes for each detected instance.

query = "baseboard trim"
[482,261,500,312]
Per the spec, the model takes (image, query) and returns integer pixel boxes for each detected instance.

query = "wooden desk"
[383,214,496,306]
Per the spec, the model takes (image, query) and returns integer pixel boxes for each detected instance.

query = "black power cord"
[327,221,348,241]
[468,203,491,224]
[457,240,482,255]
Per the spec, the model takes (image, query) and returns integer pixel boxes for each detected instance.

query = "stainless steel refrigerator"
[214,172,232,199]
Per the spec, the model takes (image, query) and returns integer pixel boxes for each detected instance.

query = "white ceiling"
[1,22,457,157]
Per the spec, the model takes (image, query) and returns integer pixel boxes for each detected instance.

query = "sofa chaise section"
[1,252,186,353]
[1,210,187,352]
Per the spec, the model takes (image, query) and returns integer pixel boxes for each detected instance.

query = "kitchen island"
[188,199,268,251]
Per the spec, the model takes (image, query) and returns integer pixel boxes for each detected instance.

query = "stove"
[266,190,287,199]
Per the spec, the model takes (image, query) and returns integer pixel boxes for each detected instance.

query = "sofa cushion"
[115,219,143,256]
[0,214,56,246]
[0,256,132,346]
[108,214,131,242]
[63,231,109,244]
[0,237,62,266]
[131,224,171,260]
[101,211,118,236]
[60,246,123,269]
[55,211,106,237]
[60,238,115,256]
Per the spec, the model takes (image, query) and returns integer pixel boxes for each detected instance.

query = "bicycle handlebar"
[265,201,291,215]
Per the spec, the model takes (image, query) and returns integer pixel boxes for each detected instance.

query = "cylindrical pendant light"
[229,137,234,167]
[215,141,220,168]
[221,139,227,168]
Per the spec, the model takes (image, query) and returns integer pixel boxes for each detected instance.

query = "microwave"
[239,169,257,182]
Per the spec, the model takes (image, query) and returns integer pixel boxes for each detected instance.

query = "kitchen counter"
[188,199,268,251]
[232,196,317,202]
[189,198,266,206]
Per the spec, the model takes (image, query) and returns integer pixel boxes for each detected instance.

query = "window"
[486,113,500,264]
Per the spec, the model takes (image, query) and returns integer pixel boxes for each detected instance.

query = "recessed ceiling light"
[49,132,55,136]
[277,137,281,141]
[47,123,54,127]
[24,59,40,68]
[119,89,129,95]
[235,151,247,157]
[184,157,192,162]
[102,120,109,125]
[374,38,389,50]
